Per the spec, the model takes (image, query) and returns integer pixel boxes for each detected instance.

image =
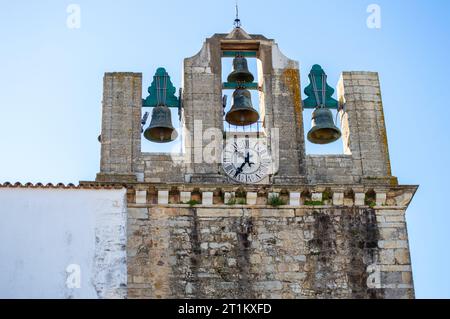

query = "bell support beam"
[222,82,259,90]
[223,51,259,90]
[222,51,257,58]
[302,104,339,110]
[142,104,181,109]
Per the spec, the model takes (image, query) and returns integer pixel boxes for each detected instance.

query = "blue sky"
[0,0,449,298]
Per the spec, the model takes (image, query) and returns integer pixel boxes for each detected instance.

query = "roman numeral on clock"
[223,164,234,172]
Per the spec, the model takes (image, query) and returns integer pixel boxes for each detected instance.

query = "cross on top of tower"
[234,0,241,28]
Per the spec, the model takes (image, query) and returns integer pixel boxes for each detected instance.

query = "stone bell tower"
[85,24,417,299]
[181,27,306,184]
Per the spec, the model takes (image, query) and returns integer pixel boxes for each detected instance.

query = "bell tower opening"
[140,68,183,154]
[302,64,345,155]
[221,55,263,136]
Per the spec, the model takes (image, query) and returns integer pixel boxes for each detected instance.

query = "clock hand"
[234,161,247,178]
[233,144,246,159]
[244,152,255,167]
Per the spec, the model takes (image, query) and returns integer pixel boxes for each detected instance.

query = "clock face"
[222,138,272,184]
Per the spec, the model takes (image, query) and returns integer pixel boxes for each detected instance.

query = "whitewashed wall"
[0,188,127,299]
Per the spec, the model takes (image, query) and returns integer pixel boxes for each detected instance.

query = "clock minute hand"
[234,161,247,178]
[233,145,246,159]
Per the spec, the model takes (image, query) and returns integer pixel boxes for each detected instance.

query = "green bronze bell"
[144,105,178,143]
[225,88,259,126]
[307,107,341,145]
[227,56,254,83]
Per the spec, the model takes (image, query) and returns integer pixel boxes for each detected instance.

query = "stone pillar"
[337,72,396,184]
[97,73,142,182]
[258,43,306,184]
[183,38,224,183]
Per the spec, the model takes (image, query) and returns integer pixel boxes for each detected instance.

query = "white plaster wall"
[0,188,127,299]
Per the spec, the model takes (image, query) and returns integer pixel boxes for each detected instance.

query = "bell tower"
[87,23,417,299]
[181,27,307,184]
[96,26,308,185]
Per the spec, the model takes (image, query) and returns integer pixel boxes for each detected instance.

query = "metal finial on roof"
[234,0,241,28]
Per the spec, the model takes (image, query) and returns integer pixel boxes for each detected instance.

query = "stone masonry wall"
[97,72,142,183]
[134,153,186,183]
[127,203,414,299]
[306,155,358,184]
[337,72,393,181]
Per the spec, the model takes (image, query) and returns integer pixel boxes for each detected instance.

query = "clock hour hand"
[244,152,255,167]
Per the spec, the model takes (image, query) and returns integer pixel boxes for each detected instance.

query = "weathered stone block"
[381,272,403,285]
[253,209,295,218]
[202,192,213,205]
[402,272,413,284]
[394,192,414,207]
[135,190,147,204]
[394,249,411,265]
[343,197,354,206]
[333,192,344,206]
[289,192,300,206]
[255,281,283,291]
[380,249,395,265]
[158,191,169,205]
[247,192,258,205]
[379,228,399,240]
[128,208,148,219]
[384,215,405,223]
[378,240,408,249]
[355,193,365,206]
[380,265,412,272]
[376,192,387,206]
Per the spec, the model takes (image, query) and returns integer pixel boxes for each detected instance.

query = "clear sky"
[1,0,449,298]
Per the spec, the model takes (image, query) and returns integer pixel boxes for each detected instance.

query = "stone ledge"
[127,204,409,210]
[82,181,418,209]
[125,206,410,219]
